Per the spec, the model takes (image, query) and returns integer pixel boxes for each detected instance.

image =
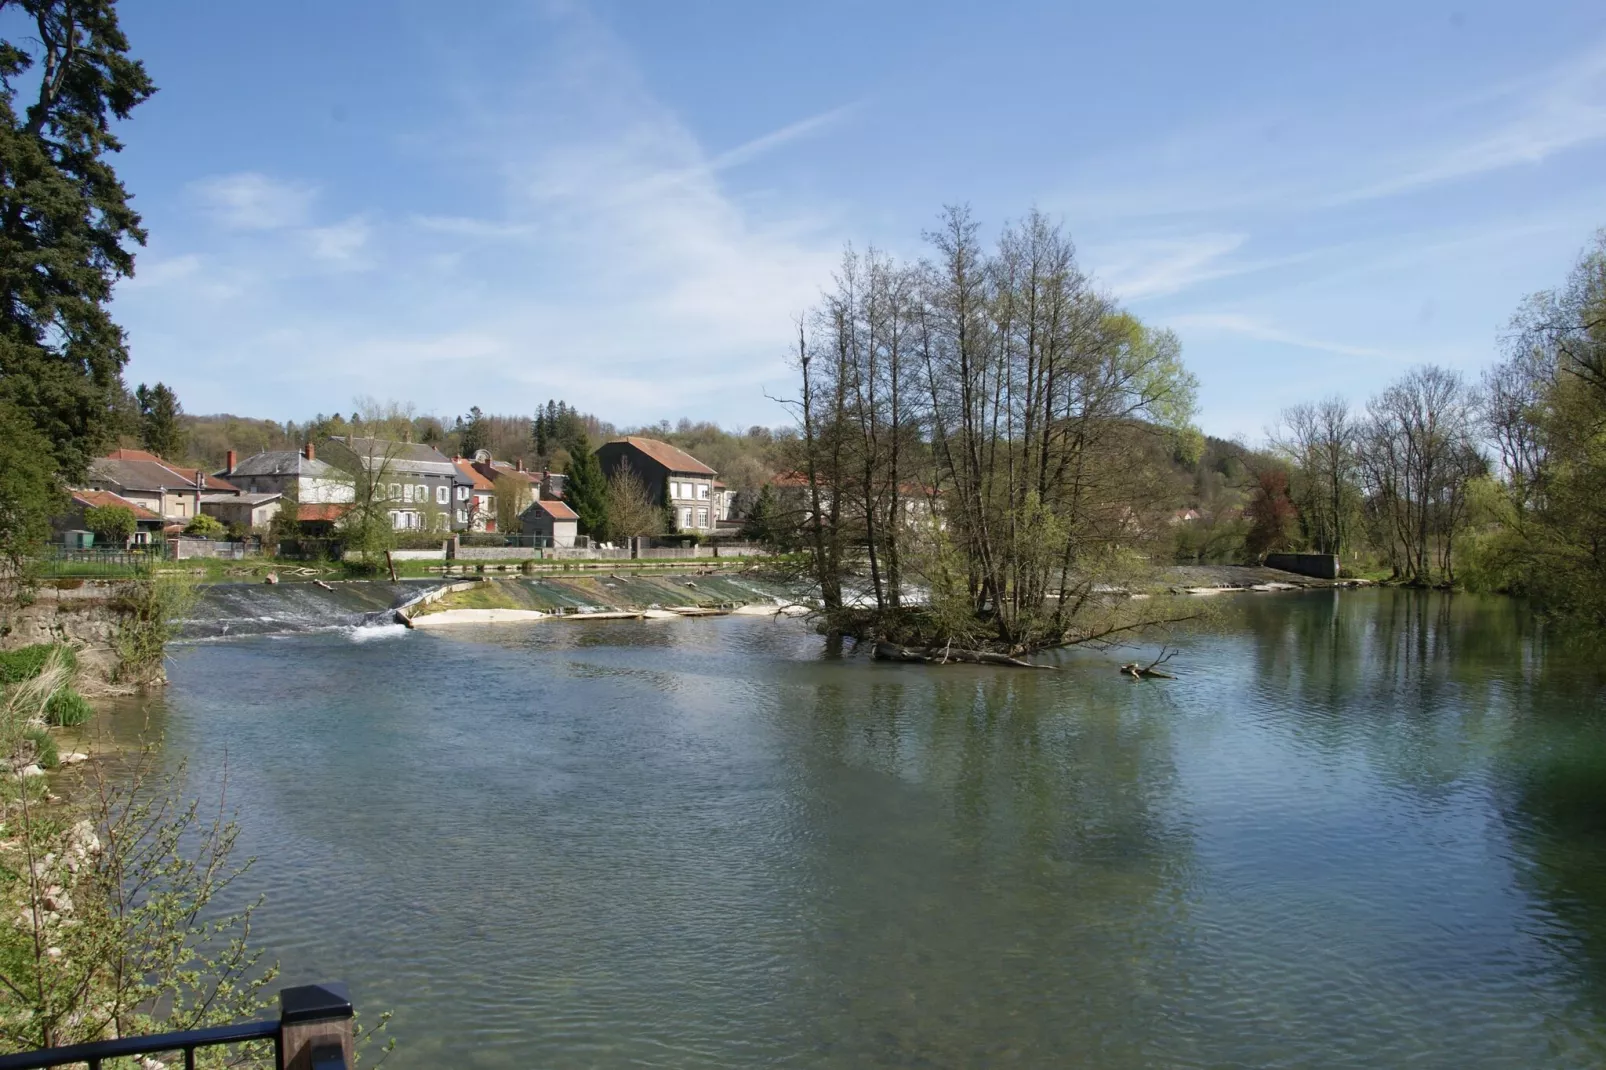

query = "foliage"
[182,512,226,538]
[493,472,532,534]
[739,484,782,545]
[604,461,660,540]
[1244,469,1297,558]
[0,646,72,763]
[562,433,608,536]
[0,643,75,685]
[0,398,62,573]
[791,209,1199,654]
[0,0,155,483]
[110,573,196,686]
[455,405,487,457]
[532,399,597,466]
[325,439,400,570]
[1467,230,1606,623]
[20,724,55,768]
[43,686,88,727]
[135,381,185,459]
[82,503,135,546]
[0,752,278,1062]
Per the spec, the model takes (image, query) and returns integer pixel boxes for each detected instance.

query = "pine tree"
[458,405,487,456]
[135,381,184,459]
[562,432,608,537]
[0,1,155,481]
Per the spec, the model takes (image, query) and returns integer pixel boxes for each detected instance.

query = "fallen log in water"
[1119,662,1175,679]
[873,641,1054,670]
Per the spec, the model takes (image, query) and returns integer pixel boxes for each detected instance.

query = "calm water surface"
[115,589,1606,1068]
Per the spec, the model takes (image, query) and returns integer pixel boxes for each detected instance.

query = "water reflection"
[120,594,1606,1068]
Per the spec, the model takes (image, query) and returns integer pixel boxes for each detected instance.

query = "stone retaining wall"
[1264,553,1340,580]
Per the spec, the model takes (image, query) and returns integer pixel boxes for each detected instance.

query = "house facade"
[83,449,241,529]
[594,437,719,534]
[200,492,284,530]
[519,499,579,548]
[451,458,498,532]
[55,489,165,546]
[220,445,353,505]
[319,436,471,532]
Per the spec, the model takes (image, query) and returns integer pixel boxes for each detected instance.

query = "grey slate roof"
[223,451,340,479]
[323,437,461,478]
[201,492,282,505]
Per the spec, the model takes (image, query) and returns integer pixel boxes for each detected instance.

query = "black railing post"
[278,982,354,1070]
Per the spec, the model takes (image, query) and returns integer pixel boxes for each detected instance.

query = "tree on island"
[788,207,1201,659]
[135,382,185,459]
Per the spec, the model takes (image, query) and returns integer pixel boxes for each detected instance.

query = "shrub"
[21,726,57,769]
[45,688,91,728]
[183,513,226,538]
[0,644,78,684]
[83,504,137,546]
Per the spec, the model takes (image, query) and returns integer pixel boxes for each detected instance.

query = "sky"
[96,0,1606,440]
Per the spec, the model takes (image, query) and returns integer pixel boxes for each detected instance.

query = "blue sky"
[107,0,1606,439]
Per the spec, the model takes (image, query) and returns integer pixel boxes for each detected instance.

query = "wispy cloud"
[190,172,316,230]
[1167,312,1396,360]
[118,6,845,423]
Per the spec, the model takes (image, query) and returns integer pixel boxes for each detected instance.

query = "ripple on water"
[146,594,1606,1069]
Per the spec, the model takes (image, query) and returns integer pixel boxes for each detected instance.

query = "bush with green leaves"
[0,644,78,685]
[182,513,226,538]
[82,504,137,547]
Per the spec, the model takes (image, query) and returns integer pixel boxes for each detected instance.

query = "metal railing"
[0,982,353,1070]
[32,548,157,579]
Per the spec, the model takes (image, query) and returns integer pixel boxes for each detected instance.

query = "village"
[53,434,759,562]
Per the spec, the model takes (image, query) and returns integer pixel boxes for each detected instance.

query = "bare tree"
[1271,396,1357,556]
[604,460,660,541]
[1356,366,1483,584]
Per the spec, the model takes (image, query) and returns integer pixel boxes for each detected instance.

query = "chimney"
[516,458,524,472]
[225,449,236,475]
[304,442,315,462]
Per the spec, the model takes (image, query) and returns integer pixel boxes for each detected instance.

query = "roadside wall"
[1265,553,1340,580]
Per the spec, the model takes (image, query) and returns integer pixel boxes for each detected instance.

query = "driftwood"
[873,641,1053,670]
[1119,662,1175,679]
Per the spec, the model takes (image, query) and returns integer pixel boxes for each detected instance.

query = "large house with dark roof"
[594,437,719,533]
[219,444,353,505]
[319,436,472,533]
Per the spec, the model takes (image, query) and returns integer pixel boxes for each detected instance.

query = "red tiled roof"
[71,489,161,521]
[453,458,497,491]
[297,503,350,522]
[607,437,716,476]
[534,499,578,521]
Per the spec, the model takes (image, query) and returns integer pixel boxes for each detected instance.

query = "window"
[389,483,401,501]
[681,508,692,528]
[437,485,449,505]
[456,509,467,524]
[697,483,709,500]
[668,481,679,499]
[457,486,469,501]
[415,484,427,502]
[697,508,708,528]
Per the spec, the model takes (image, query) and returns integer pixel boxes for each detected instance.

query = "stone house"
[219,445,353,506]
[519,499,579,548]
[83,449,241,528]
[55,489,165,547]
[200,492,284,530]
[594,437,718,534]
[320,437,473,533]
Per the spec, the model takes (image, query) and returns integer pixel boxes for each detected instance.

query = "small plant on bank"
[111,574,198,687]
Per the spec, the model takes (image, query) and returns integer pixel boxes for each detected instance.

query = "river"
[105,588,1606,1068]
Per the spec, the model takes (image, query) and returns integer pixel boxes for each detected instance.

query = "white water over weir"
[177,581,440,642]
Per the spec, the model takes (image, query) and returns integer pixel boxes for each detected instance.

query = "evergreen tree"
[741,484,778,544]
[562,432,608,537]
[458,405,487,456]
[0,1,155,481]
[134,381,184,459]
